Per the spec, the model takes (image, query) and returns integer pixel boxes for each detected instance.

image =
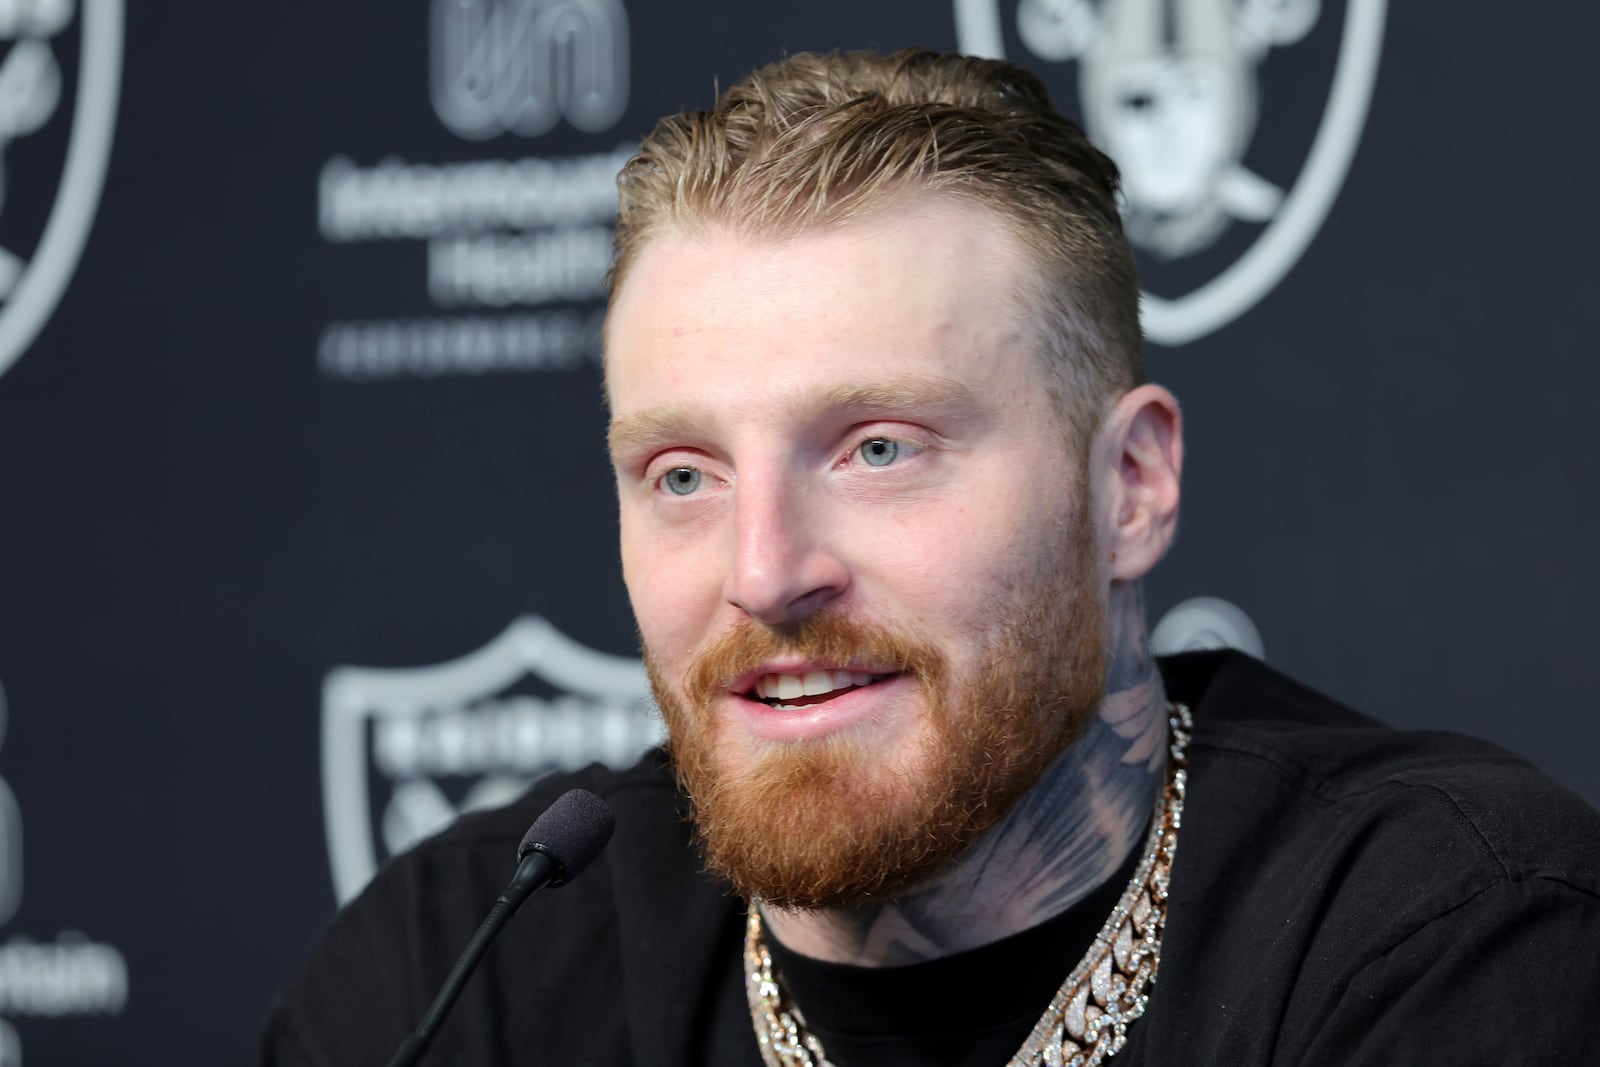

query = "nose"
[721,477,849,625]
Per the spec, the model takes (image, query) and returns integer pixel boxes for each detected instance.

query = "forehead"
[604,195,1044,421]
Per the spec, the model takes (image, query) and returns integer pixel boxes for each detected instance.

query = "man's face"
[606,196,1109,907]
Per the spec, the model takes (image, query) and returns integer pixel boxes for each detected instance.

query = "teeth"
[755,671,885,701]
[802,670,832,696]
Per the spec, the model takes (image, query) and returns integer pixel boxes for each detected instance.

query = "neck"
[760,581,1168,967]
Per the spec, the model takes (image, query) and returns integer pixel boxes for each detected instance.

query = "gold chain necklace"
[743,702,1192,1067]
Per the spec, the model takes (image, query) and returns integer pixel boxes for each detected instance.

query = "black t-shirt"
[260,652,1600,1066]
[762,839,1142,1065]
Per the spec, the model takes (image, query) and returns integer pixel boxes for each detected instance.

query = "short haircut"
[609,48,1145,444]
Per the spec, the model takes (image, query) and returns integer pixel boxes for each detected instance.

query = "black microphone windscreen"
[517,788,616,886]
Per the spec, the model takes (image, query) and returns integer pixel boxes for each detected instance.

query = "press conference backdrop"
[0,1,1592,1062]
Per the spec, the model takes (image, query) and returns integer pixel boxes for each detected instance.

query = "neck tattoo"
[743,703,1192,1067]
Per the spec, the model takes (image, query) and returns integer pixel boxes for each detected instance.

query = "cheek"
[621,519,717,670]
[917,501,1075,646]
[868,495,1042,600]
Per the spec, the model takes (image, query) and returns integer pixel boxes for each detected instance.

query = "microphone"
[387,788,616,1067]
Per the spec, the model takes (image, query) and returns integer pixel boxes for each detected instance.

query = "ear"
[1091,384,1183,582]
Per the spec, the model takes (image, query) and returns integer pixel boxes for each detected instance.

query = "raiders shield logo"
[954,0,1386,344]
[1151,595,1265,658]
[0,0,121,380]
[0,678,19,926]
[321,616,662,903]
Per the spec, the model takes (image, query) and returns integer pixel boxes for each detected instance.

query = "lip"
[725,671,915,744]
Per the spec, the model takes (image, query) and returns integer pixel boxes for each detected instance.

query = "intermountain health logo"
[322,616,663,903]
[314,0,631,383]
[954,0,1385,345]
[0,0,121,381]
[432,0,629,139]
[0,676,128,1066]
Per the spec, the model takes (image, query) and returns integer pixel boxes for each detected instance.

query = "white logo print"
[432,0,630,140]
[0,0,121,380]
[322,616,663,903]
[0,676,127,1063]
[954,0,1384,345]
[0,682,19,928]
[1150,596,1265,658]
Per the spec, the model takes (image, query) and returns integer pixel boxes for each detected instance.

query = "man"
[262,49,1600,1066]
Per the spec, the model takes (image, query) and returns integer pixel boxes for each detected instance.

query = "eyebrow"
[822,375,975,414]
[607,406,702,461]
[606,374,977,460]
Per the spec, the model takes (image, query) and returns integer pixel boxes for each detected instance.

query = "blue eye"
[859,438,899,467]
[662,467,701,496]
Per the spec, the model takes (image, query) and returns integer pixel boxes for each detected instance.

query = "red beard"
[648,502,1107,909]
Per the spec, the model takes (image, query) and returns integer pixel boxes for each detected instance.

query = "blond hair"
[609,48,1145,442]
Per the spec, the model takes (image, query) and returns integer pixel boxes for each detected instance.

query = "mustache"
[682,612,946,708]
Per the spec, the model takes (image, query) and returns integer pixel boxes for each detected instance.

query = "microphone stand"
[385,845,560,1066]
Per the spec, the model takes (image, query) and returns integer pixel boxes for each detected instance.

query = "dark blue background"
[0,2,1592,1063]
